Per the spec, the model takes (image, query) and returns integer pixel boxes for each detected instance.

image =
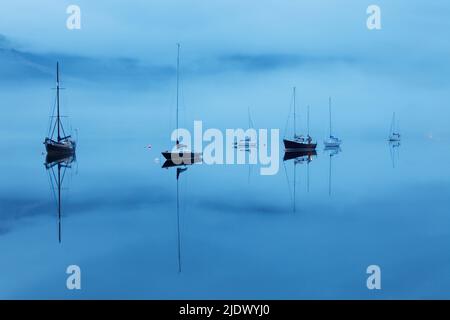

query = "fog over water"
[0,1,450,298]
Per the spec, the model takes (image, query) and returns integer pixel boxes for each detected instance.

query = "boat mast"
[307,105,310,137]
[293,87,296,136]
[56,62,61,142]
[176,44,180,145]
[248,107,254,129]
[391,112,396,135]
[329,97,332,137]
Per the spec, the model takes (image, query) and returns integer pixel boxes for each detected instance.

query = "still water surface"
[0,77,449,299]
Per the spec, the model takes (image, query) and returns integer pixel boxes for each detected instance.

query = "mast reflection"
[324,146,341,196]
[162,157,201,273]
[283,150,317,212]
[45,153,76,244]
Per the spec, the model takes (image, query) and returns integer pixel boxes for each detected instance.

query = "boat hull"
[324,141,341,148]
[44,139,76,155]
[161,151,202,165]
[283,150,317,162]
[283,139,317,151]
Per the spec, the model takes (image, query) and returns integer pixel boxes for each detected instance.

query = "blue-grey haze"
[0,0,449,299]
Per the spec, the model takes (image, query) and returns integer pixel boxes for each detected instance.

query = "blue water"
[1,69,450,299]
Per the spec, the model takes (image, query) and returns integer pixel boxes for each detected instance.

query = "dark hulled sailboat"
[44,63,76,155]
[161,44,201,164]
[283,87,317,151]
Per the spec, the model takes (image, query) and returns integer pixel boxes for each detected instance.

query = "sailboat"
[283,87,317,151]
[324,97,342,148]
[44,63,76,155]
[162,44,201,164]
[233,107,256,149]
[388,112,401,142]
[45,153,75,243]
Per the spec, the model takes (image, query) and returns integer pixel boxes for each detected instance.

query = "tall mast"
[293,87,296,136]
[393,112,396,133]
[176,44,180,145]
[56,62,61,142]
[248,107,254,129]
[329,97,332,137]
[391,112,396,134]
[307,105,310,136]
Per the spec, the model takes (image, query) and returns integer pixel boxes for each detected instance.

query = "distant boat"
[324,97,342,148]
[44,63,76,155]
[283,87,317,151]
[233,107,256,149]
[388,112,401,142]
[162,44,201,163]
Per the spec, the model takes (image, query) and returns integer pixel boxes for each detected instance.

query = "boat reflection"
[162,157,201,273]
[324,147,342,196]
[389,141,401,168]
[44,153,76,243]
[162,155,202,169]
[283,150,317,162]
[283,150,317,212]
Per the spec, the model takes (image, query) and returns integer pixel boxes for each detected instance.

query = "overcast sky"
[1,1,449,138]
[0,0,449,74]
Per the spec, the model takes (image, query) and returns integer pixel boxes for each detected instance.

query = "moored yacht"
[283,87,317,151]
[323,97,342,148]
[44,63,76,155]
[161,44,201,164]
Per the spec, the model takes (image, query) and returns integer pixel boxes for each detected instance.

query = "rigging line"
[248,107,255,129]
[47,168,57,203]
[47,95,57,137]
[50,120,58,140]
[61,166,68,186]
[60,121,67,139]
[283,92,294,138]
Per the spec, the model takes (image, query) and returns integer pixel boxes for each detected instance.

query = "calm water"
[1,71,450,299]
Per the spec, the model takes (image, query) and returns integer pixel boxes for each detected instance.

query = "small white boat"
[388,112,401,142]
[323,97,342,148]
[233,107,256,149]
[324,135,341,148]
